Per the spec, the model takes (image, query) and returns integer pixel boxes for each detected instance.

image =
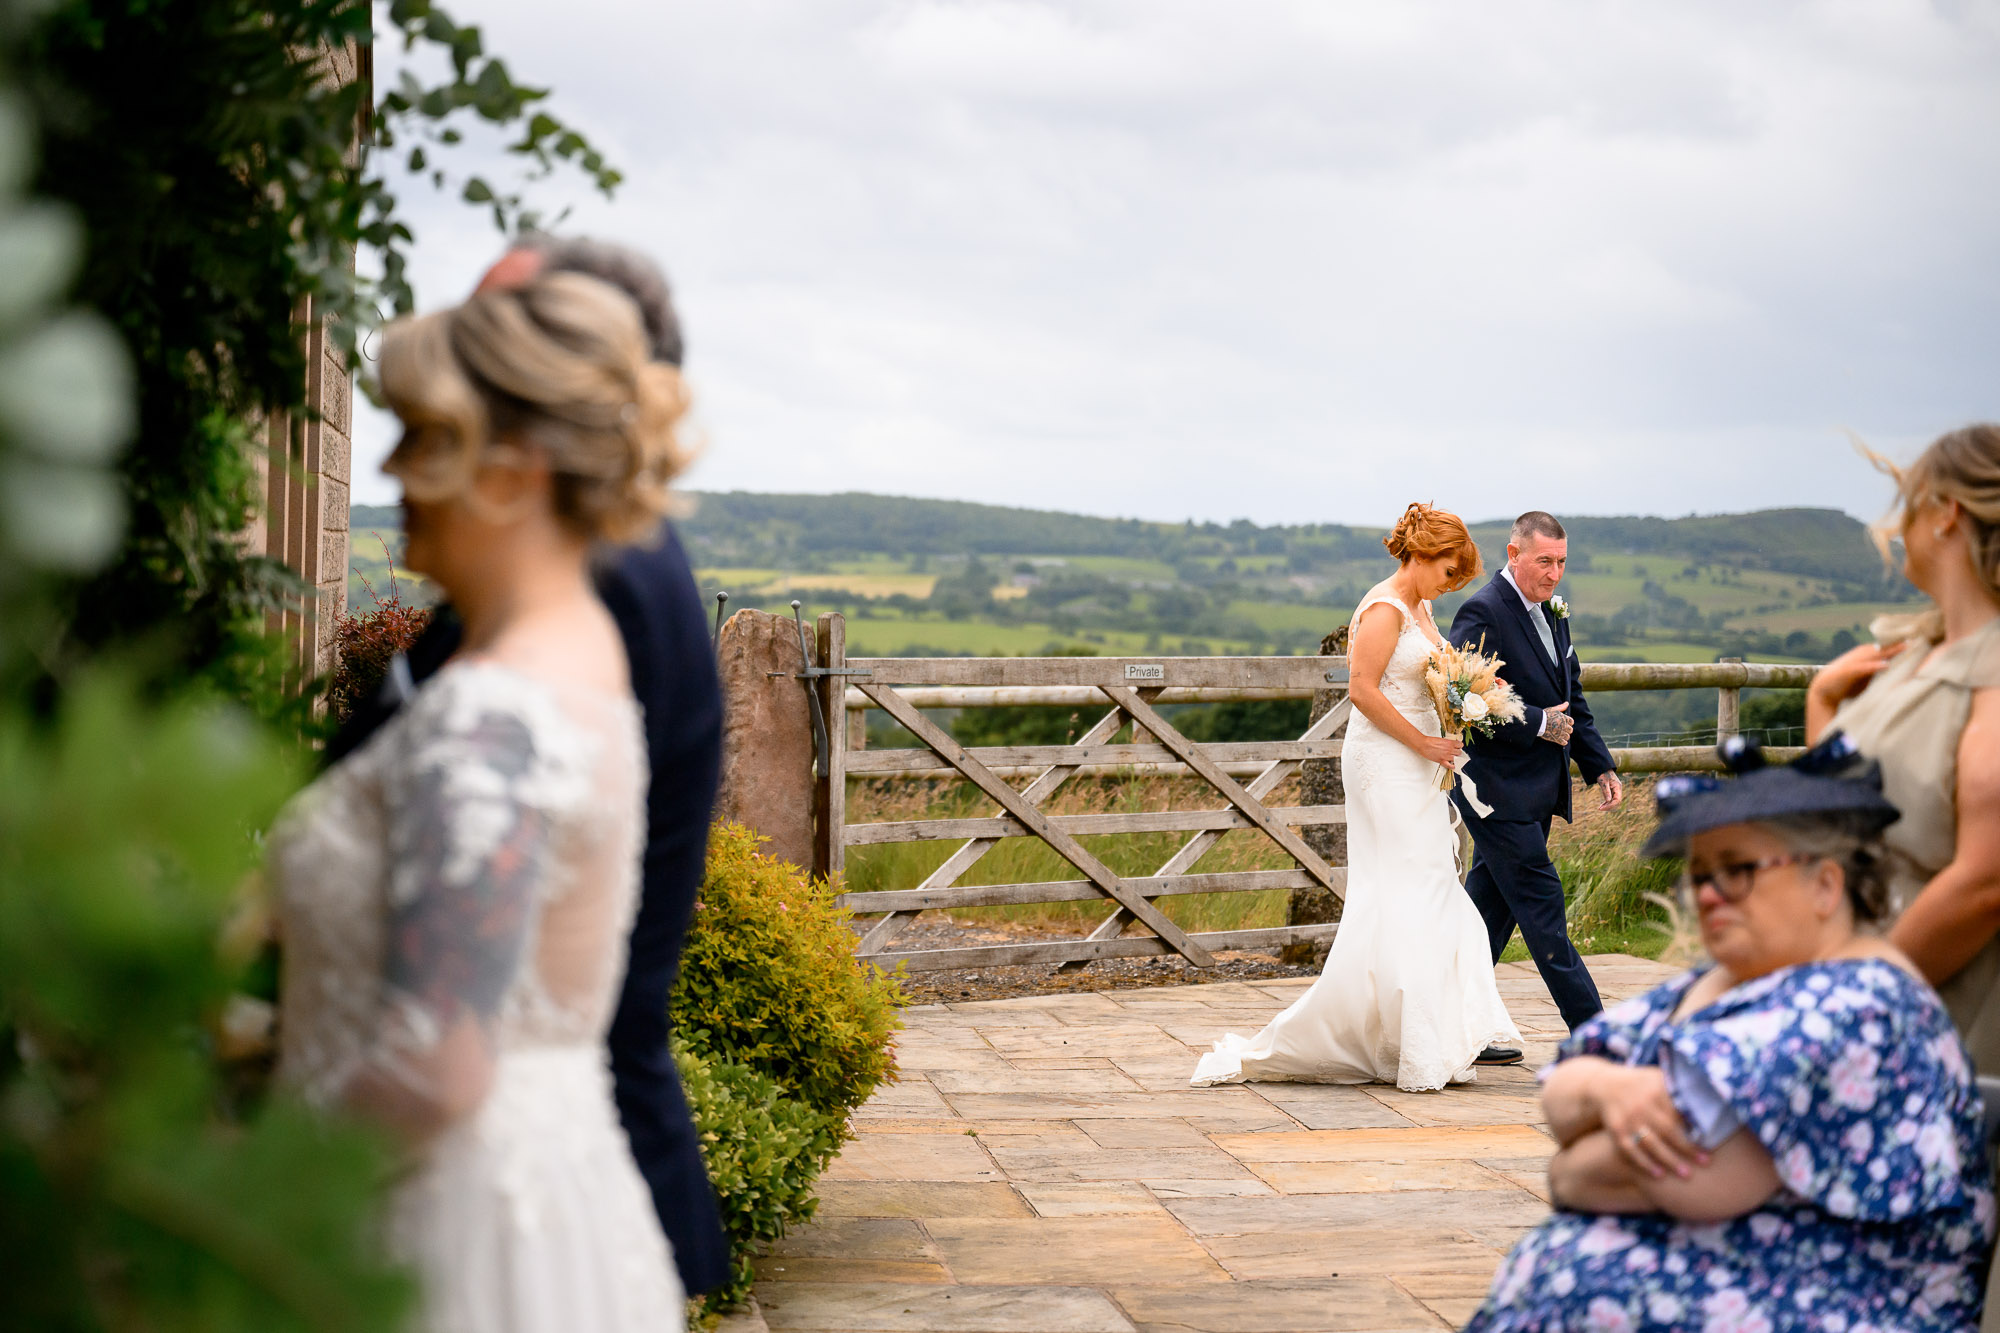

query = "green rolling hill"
[349,493,1914,746]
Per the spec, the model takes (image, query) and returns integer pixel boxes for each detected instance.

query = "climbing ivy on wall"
[14,0,617,707]
[0,3,617,1326]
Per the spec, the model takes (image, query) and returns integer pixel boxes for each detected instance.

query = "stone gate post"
[712,608,818,872]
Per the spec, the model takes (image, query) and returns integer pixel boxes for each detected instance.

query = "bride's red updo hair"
[1383,502,1483,593]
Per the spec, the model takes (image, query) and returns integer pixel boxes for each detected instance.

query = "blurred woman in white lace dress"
[1193,504,1520,1092]
[269,272,693,1330]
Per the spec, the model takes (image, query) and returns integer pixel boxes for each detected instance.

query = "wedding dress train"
[271,662,684,1331]
[1191,590,1520,1092]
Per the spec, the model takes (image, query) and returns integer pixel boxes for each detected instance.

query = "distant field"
[1224,600,1345,635]
[776,572,939,599]
[699,566,782,588]
[694,567,939,600]
[844,606,1256,657]
[1186,553,1289,573]
[1573,642,1712,664]
[840,618,1191,657]
[826,555,918,576]
[1047,555,1180,582]
[1722,602,1905,635]
[1562,555,1840,621]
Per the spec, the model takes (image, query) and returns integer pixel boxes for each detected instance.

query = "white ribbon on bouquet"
[1447,752,1495,819]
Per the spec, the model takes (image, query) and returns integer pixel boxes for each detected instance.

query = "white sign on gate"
[1124,663,1166,680]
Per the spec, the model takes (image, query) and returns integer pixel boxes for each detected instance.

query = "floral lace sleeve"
[343,700,554,1132]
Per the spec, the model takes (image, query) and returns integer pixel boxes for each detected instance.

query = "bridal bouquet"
[1421,639,1526,800]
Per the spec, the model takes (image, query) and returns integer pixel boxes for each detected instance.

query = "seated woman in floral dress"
[1468,735,1995,1333]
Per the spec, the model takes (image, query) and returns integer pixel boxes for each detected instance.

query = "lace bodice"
[1352,589,1444,731]
[271,660,647,1132]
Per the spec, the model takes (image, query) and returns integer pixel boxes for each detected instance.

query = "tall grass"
[845,773,1679,958]
[845,775,1297,935]
[1538,776,1678,960]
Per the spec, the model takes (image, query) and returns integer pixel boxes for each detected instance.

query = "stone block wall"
[247,301,352,683]
[245,35,364,686]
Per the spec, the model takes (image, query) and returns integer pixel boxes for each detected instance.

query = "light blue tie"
[1529,603,1559,668]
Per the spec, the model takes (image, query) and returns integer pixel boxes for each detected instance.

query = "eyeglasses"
[1681,853,1820,904]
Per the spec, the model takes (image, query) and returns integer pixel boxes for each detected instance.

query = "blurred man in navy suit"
[326,236,730,1296]
[1448,512,1622,1032]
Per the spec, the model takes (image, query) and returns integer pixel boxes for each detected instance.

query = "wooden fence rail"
[840,658,1819,781]
[813,612,1821,974]
[841,660,1819,712]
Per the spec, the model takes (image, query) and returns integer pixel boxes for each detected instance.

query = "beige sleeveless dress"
[1835,616,2000,1068]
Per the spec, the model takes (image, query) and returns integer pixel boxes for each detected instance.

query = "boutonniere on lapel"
[1546,595,1570,621]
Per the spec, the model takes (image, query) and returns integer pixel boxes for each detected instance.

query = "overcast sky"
[353,0,2000,529]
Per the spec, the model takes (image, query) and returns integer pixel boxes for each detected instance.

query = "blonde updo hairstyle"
[1863,424,2000,643]
[379,270,693,544]
[1383,501,1483,593]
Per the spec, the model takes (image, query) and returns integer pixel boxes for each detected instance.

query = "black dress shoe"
[1474,1045,1524,1066]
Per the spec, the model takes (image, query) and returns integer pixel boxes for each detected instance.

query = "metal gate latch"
[791,602,871,776]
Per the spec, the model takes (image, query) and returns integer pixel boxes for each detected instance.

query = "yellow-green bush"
[673,823,903,1122]
[673,822,904,1311]
[674,1044,836,1309]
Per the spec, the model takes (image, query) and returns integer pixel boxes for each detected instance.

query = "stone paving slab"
[754,954,1675,1332]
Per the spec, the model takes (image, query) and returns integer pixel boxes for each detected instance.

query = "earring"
[1936,527,1949,539]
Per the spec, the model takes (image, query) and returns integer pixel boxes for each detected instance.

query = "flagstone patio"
[736,954,1677,1333]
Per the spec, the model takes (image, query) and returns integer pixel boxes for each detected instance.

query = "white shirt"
[1500,565,1559,739]
[1500,564,1544,619]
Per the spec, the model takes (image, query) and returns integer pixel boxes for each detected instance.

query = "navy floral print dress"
[1468,959,1994,1333]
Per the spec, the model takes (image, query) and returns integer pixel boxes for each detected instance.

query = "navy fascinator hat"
[1640,732,1901,859]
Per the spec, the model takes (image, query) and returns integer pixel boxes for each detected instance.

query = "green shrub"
[25,0,617,709]
[674,1044,838,1309]
[673,822,904,1122]
[673,822,905,1313]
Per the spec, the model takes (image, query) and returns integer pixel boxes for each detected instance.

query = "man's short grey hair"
[518,232,684,368]
[1511,511,1567,545]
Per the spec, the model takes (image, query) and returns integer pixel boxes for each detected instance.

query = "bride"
[270,272,688,1327]
[1192,502,1522,1092]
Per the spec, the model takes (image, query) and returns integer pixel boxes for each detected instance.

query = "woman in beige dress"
[1805,424,2000,1068]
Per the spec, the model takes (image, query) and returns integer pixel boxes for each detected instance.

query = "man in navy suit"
[1448,511,1623,1032]
[324,237,731,1297]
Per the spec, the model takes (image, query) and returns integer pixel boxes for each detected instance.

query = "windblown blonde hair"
[1858,424,2000,643]
[378,271,694,544]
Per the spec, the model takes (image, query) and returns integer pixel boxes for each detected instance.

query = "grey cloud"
[351,0,2000,527]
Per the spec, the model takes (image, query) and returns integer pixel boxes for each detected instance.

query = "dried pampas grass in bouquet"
[1422,638,1527,790]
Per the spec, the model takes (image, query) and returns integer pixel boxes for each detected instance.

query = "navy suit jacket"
[323,524,731,1297]
[1446,572,1614,824]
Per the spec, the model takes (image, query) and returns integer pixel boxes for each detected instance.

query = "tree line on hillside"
[680,492,1912,596]
[361,495,1915,610]
[358,496,1908,663]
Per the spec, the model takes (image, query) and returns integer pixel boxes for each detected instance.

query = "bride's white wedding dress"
[1192,589,1520,1092]
[271,661,684,1331]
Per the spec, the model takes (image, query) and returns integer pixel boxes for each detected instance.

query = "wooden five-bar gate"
[814,616,1358,974]
[799,612,1821,975]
